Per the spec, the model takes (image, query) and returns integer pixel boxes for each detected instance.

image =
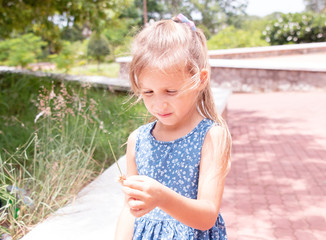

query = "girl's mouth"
[157,113,172,118]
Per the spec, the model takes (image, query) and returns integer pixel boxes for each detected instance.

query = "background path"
[223,91,326,240]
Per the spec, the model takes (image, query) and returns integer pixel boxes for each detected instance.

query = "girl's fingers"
[122,185,146,199]
[123,179,143,191]
[129,206,150,218]
[125,196,148,218]
[128,197,145,210]
[125,175,151,184]
[126,175,146,181]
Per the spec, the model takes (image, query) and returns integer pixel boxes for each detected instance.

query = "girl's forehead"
[139,67,189,88]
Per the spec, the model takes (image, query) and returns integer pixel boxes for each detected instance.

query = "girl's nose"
[154,96,168,110]
[162,102,168,109]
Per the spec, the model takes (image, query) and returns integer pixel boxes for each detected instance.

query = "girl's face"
[139,67,201,128]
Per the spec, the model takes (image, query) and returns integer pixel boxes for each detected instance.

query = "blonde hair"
[129,16,231,176]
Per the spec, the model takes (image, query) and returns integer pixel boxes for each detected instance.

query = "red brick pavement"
[223,91,326,240]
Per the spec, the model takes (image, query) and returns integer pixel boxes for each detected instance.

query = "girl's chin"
[156,117,180,127]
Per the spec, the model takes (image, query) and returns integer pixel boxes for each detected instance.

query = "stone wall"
[210,67,326,92]
[116,43,326,92]
[208,42,326,59]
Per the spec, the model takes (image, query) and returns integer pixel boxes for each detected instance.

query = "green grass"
[52,62,120,78]
[0,72,148,238]
[0,71,147,162]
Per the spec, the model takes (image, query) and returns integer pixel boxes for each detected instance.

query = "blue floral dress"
[133,118,227,240]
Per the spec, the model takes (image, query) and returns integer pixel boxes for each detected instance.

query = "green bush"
[0,40,11,63]
[207,26,269,50]
[263,12,326,45]
[87,33,110,67]
[71,40,89,60]
[50,41,76,73]
[50,40,89,73]
[0,34,46,67]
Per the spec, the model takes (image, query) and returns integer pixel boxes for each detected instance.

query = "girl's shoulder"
[137,120,154,131]
[205,123,224,140]
[132,121,156,140]
[137,121,156,131]
[198,118,219,134]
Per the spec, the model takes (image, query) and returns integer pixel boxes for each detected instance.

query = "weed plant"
[0,72,147,238]
[0,72,147,162]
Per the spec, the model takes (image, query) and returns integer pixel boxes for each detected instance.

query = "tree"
[61,24,86,42]
[133,0,165,23]
[304,0,326,13]
[135,0,248,34]
[87,34,110,70]
[191,0,223,34]
[161,0,194,17]
[103,18,136,57]
[0,0,133,39]
[218,0,248,27]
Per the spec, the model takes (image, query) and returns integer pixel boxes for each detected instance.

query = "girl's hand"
[122,175,163,218]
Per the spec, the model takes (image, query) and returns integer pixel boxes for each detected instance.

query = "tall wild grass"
[0,72,147,238]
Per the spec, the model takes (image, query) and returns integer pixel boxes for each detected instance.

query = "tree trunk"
[143,0,148,25]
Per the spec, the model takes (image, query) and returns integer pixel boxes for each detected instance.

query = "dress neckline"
[149,118,210,144]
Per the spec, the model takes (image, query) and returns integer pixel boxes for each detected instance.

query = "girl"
[115,14,231,239]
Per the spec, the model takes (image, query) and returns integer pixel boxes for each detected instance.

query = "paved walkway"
[223,91,326,240]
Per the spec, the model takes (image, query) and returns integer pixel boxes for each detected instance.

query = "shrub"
[207,26,269,50]
[0,34,46,67]
[0,40,11,63]
[262,12,326,45]
[50,41,76,73]
[87,33,110,68]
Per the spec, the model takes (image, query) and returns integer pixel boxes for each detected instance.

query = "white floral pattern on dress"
[133,118,227,240]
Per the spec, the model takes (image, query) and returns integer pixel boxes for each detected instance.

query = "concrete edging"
[21,156,127,240]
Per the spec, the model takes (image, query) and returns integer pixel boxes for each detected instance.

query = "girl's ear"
[199,69,209,89]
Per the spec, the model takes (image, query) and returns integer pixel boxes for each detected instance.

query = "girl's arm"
[122,125,228,231]
[114,130,138,239]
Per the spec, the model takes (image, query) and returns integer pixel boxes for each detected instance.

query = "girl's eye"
[167,90,177,95]
[142,90,153,95]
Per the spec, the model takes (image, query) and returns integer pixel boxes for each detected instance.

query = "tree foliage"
[0,0,253,67]
[0,0,132,38]
[124,0,248,34]
[304,0,326,13]
[207,25,268,49]
[191,0,223,34]
[217,0,248,27]
[262,12,326,45]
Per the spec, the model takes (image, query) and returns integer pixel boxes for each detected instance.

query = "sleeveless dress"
[133,118,227,240]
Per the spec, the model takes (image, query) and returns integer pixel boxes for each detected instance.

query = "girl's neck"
[152,111,204,142]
